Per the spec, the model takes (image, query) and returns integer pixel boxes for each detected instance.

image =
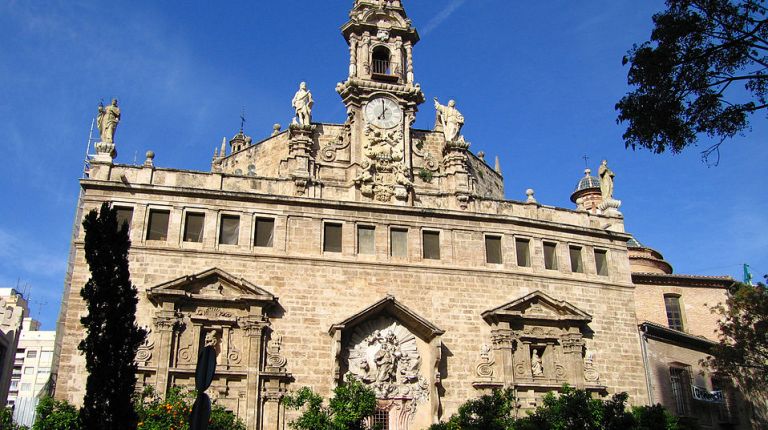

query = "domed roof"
[627,236,644,248]
[574,169,600,193]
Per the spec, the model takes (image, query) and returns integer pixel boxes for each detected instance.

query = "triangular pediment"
[147,268,276,306]
[329,295,444,341]
[482,291,592,325]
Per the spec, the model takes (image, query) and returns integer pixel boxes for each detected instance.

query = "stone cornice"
[632,273,733,289]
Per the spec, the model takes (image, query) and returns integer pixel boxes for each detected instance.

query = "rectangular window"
[9,380,18,391]
[569,246,583,273]
[219,215,240,245]
[357,226,375,255]
[372,409,389,430]
[390,228,408,258]
[146,209,170,241]
[485,236,502,264]
[183,212,205,243]
[544,242,558,270]
[254,218,275,248]
[515,238,531,267]
[26,350,37,359]
[422,231,441,260]
[24,367,34,375]
[39,351,53,363]
[665,295,685,331]
[20,383,31,392]
[115,207,133,231]
[594,249,608,276]
[37,369,49,375]
[670,367,691,416]
[323,223,343,253]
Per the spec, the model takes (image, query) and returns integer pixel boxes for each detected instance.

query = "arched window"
[372,46,391,76]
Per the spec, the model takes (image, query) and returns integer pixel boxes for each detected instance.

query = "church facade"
[53,1,754,429]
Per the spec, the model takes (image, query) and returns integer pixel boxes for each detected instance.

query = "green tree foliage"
[616,0,768,160]
[33,397,81,430]
[78,202,146,430]
[706,279,768,400]
[134,386,246,430]
[430,386,683,430]
[283,376,378,430]
[1,406,28,430]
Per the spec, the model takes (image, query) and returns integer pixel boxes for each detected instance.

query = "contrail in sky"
[422,0,467,35]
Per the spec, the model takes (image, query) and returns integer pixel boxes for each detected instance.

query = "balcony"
[371,59,399,83]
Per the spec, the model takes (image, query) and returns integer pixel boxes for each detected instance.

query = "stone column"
[561,334,585,389]
[240,316,268,430]
[349,35,359,78]
[491,328,516,385]
[261,377,288,430]
[152,307,182,394]
[405,42,414,84]
[287,124,316,196]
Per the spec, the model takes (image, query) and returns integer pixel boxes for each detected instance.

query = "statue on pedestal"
[531,350,544,377]
[434,98,464,142]
[598,159,615,201]
[291,82,314,127]
[97,99,121,144]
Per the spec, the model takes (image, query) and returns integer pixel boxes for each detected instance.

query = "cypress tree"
[78,202,146,430]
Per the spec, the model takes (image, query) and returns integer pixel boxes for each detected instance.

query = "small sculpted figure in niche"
[97,99,121,143]
[598,159,615,201]
[204,330,219,349]
[434,98,465,142]
[531,349,544,377]
[292,82,314,127]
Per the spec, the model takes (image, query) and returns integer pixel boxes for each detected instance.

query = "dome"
[574,169,600,193]
[627,236,644,248]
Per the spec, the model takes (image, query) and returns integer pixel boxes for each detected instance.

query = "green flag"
[743,264,753,285]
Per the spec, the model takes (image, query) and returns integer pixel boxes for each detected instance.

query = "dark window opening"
[115,207,133,232]
[569,246,583,273]
[146,209,170,241]
[254,218,275,248]
[594,249,608,276]
[670,367,691,416]
[664,295,685,331]
[516,238,531,267]
[390,228,408,257]
[324,223,343,253]
[372,46,392,76]
[357,225,375,255]
[485,236,502,264]
[544,242,558,270]
[422,231,441,260]
[219,215,240,245]
[183,213,205,243]
[372,409,389,430]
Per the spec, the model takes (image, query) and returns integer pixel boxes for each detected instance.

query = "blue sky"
[1,0,765,330]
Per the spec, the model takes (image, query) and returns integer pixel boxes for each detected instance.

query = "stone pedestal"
[287,124,316,195]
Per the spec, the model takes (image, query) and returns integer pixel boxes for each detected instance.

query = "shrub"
[134,386,245,430]
[428,388,517,430]
[1,406,28,430]
[33,397,80,430]
[283,376,378,430]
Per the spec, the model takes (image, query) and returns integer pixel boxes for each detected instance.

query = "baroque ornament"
[355,124,412,202]
[346,318,429,404]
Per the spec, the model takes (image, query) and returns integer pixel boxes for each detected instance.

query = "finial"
[526,189,537,204]
[213,147,218,158]
[494,156,501,174]
[477,151,485,162]
[144,150,155,167]
[240,107,247,133]
[584,168,592,176]
[583,154,590,168]
[220,137,227,157]
[272,124,282,136]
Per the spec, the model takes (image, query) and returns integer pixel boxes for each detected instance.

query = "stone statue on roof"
[434,98,464,142]
[292,82,314,127]
[598,159,615,201]
[97,99,120,144]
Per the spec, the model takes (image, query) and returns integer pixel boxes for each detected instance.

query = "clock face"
[364,97,402,129]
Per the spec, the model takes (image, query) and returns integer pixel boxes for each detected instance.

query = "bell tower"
[337,0,425,203]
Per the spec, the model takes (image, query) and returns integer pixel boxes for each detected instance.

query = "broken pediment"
[147,268,277,307]
[329,295,444,341]
[482,291,592,326]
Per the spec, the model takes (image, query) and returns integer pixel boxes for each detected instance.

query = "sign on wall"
[691,385,725,404]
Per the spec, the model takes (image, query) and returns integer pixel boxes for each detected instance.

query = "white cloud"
[0,228,68,279]
[422,0,467,36]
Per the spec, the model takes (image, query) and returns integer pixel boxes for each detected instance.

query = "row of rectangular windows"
[116,207,609,274]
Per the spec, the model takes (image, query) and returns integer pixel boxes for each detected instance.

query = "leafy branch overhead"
[617,0,768,159]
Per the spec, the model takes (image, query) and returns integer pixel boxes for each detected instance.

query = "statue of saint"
[598,160,615,201]
[97,99,121,143]
[434,98,465,142]
[531,349,544,376]
[292,82,314,126]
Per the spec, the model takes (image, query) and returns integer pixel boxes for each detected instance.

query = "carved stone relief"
[346,318,429,404]
[475,344,495,380]
[355,124,412,202]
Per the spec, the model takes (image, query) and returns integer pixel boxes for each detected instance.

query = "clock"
[364,97,402,129]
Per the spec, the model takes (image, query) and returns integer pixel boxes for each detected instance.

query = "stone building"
[0,288,29,406]
[52,1,757,429]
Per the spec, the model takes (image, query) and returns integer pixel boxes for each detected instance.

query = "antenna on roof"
[240,106,247,133]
